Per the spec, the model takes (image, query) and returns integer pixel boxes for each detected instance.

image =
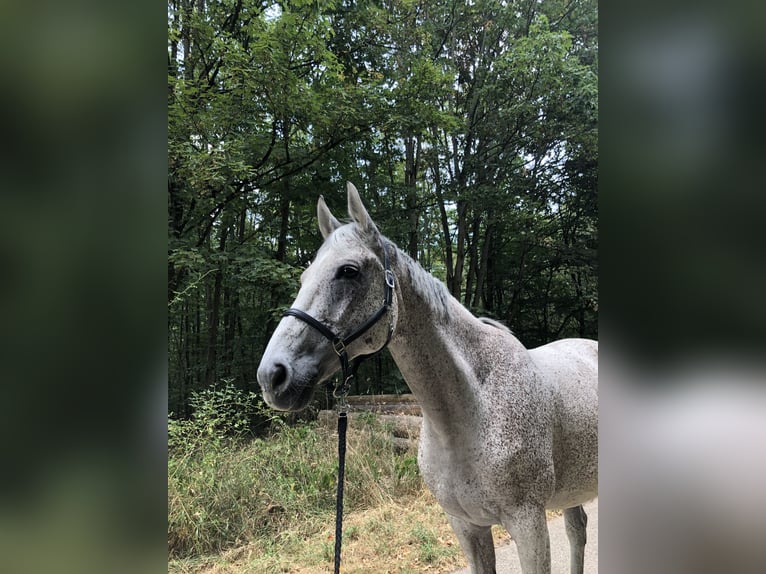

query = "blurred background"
[0,1,166,573]
[601,0,766,572]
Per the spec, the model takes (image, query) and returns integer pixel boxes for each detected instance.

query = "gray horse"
[257,183,598,574]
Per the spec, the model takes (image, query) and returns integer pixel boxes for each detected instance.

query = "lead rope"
[334,399,348,574]
[331,316,394,573]
[332,358,354,574]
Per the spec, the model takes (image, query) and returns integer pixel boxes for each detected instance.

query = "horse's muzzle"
[257,358,289,407]
[257,356,317,411]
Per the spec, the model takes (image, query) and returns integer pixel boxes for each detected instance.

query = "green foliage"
[168,382,279,455]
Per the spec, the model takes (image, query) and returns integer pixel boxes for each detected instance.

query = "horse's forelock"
[329,222,381,250]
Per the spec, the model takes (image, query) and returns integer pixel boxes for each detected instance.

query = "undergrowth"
[168,386,422,560]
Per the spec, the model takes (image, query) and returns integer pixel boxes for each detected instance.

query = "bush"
[168,382,280,453]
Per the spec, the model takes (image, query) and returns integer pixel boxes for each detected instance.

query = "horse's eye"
[336,265,359,279]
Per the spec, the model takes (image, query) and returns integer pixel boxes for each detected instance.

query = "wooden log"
[344,394,422,415]
[345,394,419,405]
[317,411,422,439]
[338,404,420,416]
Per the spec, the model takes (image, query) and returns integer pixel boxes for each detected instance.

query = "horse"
[257,182,598,574]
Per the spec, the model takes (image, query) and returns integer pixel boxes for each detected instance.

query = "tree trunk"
[180,298,190,417]
[571,270,587,338]
[474,222,493,310]
[464,215,481,308]
[167,175,186,304]
[181,0,195,81]
[194,290,201,389]
[451,199,468,297]
[276,192,290,263]
[539,263,556,344]
[204,218,229,386]
[508,241,530,326]
[404,135,420,260]
[265,184,291,336]
[432,170,454,290]
[222,284,238,378]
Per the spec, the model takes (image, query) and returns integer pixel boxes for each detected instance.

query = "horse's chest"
[417,419,554,524]
[417,432,513,524]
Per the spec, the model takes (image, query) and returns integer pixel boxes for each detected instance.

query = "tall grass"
[168,392,422,560]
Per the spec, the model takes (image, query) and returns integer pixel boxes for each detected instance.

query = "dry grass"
[169,489,513,574]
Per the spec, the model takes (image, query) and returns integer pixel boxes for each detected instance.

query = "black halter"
[282,241,396,399]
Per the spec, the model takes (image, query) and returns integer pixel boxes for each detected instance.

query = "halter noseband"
[282,241,396,399]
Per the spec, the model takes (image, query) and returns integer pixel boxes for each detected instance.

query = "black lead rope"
[334,411,348,574]
[282,241,395,574]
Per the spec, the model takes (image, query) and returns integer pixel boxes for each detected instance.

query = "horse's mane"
[478,316,513,333]
[386,236,512,333]
[385,237,454,322]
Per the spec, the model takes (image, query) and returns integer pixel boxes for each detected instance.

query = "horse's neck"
[386,258,522,437]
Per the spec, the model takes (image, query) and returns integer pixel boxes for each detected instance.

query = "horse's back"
[529,337,597,370]
[528,338,597,391]
[528,338,598,508]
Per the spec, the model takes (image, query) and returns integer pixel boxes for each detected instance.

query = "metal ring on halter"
[333,379,352,400]
[385,269,395,290]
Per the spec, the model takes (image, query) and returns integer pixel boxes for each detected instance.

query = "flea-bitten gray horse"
[257,183,598,574]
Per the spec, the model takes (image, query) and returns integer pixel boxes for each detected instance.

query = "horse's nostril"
[257,359,291,394]
[272,363,287,389]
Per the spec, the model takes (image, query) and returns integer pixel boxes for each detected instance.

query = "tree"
[167,0,598,417]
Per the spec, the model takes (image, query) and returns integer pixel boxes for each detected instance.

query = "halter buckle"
[333,339,347,357]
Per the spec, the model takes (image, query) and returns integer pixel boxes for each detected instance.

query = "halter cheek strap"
[282,241,396,399]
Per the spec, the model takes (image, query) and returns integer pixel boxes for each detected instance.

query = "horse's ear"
[317,195,341,239]
[346,182,379,238]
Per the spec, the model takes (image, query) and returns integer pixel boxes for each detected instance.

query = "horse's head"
[257,182,398,411]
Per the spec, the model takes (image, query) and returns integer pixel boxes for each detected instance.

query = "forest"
[168,0,598,417]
